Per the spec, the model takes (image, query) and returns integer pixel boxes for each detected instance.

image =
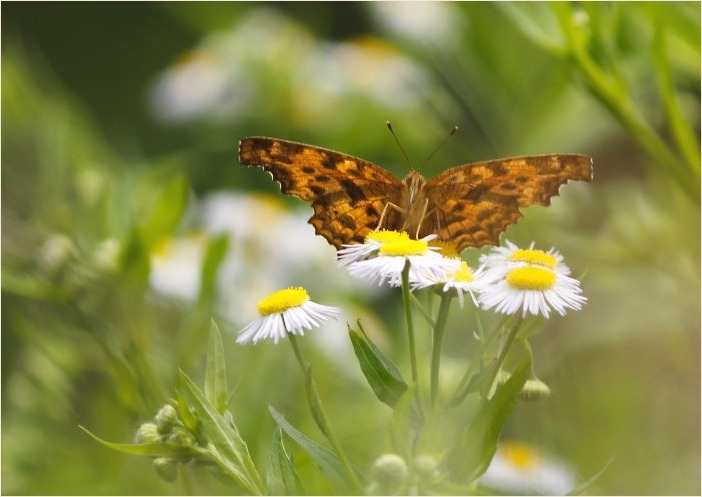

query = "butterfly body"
[239,136,592,252]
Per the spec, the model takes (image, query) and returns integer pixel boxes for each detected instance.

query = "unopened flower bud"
[519,378,551,401]
[166,426,195,447]
[413,454,439,480]
[371,453,408,494]
[134,422,162,444]
[153,457,177,482]
[155,404,178,434]
[40,234,75,273]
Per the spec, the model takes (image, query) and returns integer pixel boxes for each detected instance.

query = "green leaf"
[178,370,265,495]
[302,363,330,439]
[447,350,531,484]
[567,456,615,495]
[174,390,200,436]
[348,321,408,408]
[447,360,496,409]
[79,426,198,459]
[267,427,304,495]
[205,320,227,414]
[199,234,229,302]
[268,405,355,493]
[138,175,189,250]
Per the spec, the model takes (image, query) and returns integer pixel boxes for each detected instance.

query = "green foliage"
[447,350,531,483]
[266,428,304,496]
[348,321,408,409]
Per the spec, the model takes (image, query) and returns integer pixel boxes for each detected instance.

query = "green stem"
[430,293,452,406]
[288,334,364,494]
[448,313,496,405]
[553,3,698,201]
[401,260,424,419]
[482,319,522,399]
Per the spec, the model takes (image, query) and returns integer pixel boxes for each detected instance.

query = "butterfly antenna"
[419,125,459,169]
[386,121,414,169]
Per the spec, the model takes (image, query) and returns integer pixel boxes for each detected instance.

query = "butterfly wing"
[239,137,405,249]
[422,154,593,251]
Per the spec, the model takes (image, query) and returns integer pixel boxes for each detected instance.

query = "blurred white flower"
[149,9,314,124]
[40,234,76,273]
[149,50,251,123]
[149,232,207,301]
[149,8,430,124]
[305,36,428,108]
[479,442,576,495]
[370,2,465,48]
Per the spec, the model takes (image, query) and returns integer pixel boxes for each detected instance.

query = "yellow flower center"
[451,261,474,282]
[508,248,557,268]
[506,266,556,290]
[429,240,459,258]
[257,287,308,316]
[379,238,429,256]
[366,229,409,244]
[500,442,540,469]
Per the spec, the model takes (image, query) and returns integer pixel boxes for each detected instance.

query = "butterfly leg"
[414,199,431,238]
[378,202,406,231]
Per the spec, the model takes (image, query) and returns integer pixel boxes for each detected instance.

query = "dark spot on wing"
[341,179,366,204]
[339,214,355,229]
[310,185,325,195]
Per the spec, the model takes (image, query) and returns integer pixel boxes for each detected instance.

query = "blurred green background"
[2,2,699,495]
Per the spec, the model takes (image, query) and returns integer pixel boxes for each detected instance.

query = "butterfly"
[238,136,592,253]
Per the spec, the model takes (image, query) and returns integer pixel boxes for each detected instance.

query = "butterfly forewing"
[239,137,405,248]
[422,154,593,251]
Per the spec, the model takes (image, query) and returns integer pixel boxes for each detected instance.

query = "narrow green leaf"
[267,427,304,496]
[199,234,229,302]
[205,320,228,414]
[268,405,354,493]
[653,23,700,178]
[178,370,265,495]
[447,350,531,484]
[139,176,189,250]
[79,425,198,459]
[302,363,330,438]
[447,360,495,409]
[567,456,615,495]
[348,321,408,408]
[174,390,200,435]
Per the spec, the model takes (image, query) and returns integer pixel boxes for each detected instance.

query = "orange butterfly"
[239,137,592,253]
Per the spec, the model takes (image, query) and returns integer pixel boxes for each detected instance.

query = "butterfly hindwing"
[423,154,593,251]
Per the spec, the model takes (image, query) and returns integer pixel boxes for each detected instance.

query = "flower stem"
[430,292,452,406]
[288,334,364,494]
[401,260,424,419]
[482,318,522,399]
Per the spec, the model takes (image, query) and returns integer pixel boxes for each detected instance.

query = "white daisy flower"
[477,243,586,318]
[479,441,575,495]
[236,287,341,345]
[345,232,461,287]
[479,240,571,277]
[337,229,409,266]
[412,259,481,308]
